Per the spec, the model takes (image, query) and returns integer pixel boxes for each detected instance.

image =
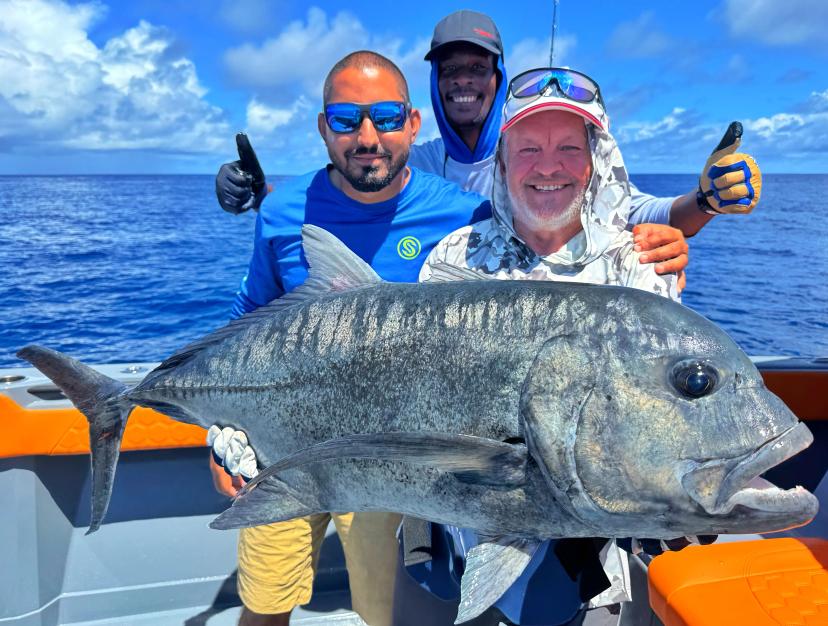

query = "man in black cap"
[216,9,749,277]
[406,9,759,241]
[406,9,507,197]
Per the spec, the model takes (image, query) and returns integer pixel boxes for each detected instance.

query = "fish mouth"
[683,422,818,519]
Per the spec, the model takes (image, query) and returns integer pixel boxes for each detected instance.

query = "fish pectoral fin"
[209,476,317,530]
[240,432,527,495]
[456,536,541,624]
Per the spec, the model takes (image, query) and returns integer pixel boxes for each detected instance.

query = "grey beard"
[507,185,586,233]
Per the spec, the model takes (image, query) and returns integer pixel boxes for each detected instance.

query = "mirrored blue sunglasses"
[324,101,410,134]
[508,68,603,105]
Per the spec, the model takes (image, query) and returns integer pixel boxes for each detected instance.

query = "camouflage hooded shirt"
[420,125,679,303]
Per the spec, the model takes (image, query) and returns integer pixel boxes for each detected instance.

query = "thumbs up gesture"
[215,133,269,214]
[698,122,762,214]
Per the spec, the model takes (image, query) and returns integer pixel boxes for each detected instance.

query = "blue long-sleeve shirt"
[232,166,491,318]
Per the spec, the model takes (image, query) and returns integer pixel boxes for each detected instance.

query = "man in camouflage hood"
[422,67,678,303]
[417,68,681,625]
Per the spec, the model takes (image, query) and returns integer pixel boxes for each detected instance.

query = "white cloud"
[223,7,371,101]
[0,0,228,155]
[802,88,828,113]
[617,107,691,143]
[606,12,672,59]
[508,34,576,75]
[723,0,828,46]
[614,96,828,173]
[222,8,433,173]
[223,8,431,103]
[745,106,828,158]
[246,96,311,135]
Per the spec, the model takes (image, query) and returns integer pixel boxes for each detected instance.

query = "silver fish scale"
[125,280,605,535]
[122,279,807,538]
[132,281,562,442]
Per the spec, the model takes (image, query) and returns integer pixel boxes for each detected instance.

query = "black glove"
[215,133,268,214]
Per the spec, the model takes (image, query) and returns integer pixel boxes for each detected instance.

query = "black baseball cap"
[424,10,503,61]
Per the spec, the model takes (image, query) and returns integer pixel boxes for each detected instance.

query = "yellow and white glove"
[207,425,259,480]
[698,122,762,214]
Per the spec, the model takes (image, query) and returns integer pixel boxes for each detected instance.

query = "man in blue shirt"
[210,50,491,626]
[217,11,760,282]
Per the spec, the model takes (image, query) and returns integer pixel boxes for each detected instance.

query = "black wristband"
[696,189,721,215]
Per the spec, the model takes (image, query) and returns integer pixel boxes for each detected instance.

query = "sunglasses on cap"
[324,101,410,134]
[508,68,604,106]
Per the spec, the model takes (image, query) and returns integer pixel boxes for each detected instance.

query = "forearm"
[669,191,714,237]
[230,215,285,319]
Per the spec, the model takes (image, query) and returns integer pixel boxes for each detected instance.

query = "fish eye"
[671,360,719,399]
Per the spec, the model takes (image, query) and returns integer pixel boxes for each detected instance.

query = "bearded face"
[503,110,592,232]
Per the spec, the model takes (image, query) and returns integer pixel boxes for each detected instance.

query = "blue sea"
[1,174,826,368]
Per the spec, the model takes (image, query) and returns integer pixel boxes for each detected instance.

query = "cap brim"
[501,101,606,132]
[424,38,502,61]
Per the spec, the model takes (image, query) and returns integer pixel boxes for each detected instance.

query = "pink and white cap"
[501,90,609,133]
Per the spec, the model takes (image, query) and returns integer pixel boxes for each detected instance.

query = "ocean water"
[1,174,826,368]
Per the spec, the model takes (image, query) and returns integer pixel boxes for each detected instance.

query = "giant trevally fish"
[18,225,818,623]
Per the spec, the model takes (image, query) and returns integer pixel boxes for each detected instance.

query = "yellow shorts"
[237,511,401,625]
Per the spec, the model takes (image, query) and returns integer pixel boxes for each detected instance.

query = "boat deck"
[1,358,824,626]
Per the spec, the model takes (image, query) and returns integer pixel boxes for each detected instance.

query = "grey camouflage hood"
[489,124,632,268]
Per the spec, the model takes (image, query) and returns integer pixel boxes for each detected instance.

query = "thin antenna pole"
[549,0,560,66]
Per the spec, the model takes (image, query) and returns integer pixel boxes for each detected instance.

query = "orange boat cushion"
[648,538,828,626]
[0,395,206,458]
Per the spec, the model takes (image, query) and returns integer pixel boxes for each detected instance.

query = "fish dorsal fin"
[424,262,489,283]
[456,536,541,623]
[243,224,384,312]
[238,432,528,497]
[152,225,381,373]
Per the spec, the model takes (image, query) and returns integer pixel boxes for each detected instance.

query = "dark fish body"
[137,280,606,537]
[18,225,818,569]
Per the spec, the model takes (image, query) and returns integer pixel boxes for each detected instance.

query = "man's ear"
[317,112,327,141]
[408,107,421,144]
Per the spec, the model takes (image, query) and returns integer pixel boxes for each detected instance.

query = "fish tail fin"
[17,345,135,534]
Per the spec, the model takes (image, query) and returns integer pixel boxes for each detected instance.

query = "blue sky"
[1,0,826,174]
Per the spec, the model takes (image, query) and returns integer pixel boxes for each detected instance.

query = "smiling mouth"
[448,94,480,104]
[529,184,567,192]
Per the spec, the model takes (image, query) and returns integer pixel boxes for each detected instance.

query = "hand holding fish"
[207,425,259,478]
[632,223,688,292]
[16,225,818,622]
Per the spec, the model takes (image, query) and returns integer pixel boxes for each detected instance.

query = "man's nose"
[532,151,565,176]
[356,115,380,146]
[453,69,474,84]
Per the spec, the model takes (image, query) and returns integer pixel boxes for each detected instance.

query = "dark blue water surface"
[1,174,826,368]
